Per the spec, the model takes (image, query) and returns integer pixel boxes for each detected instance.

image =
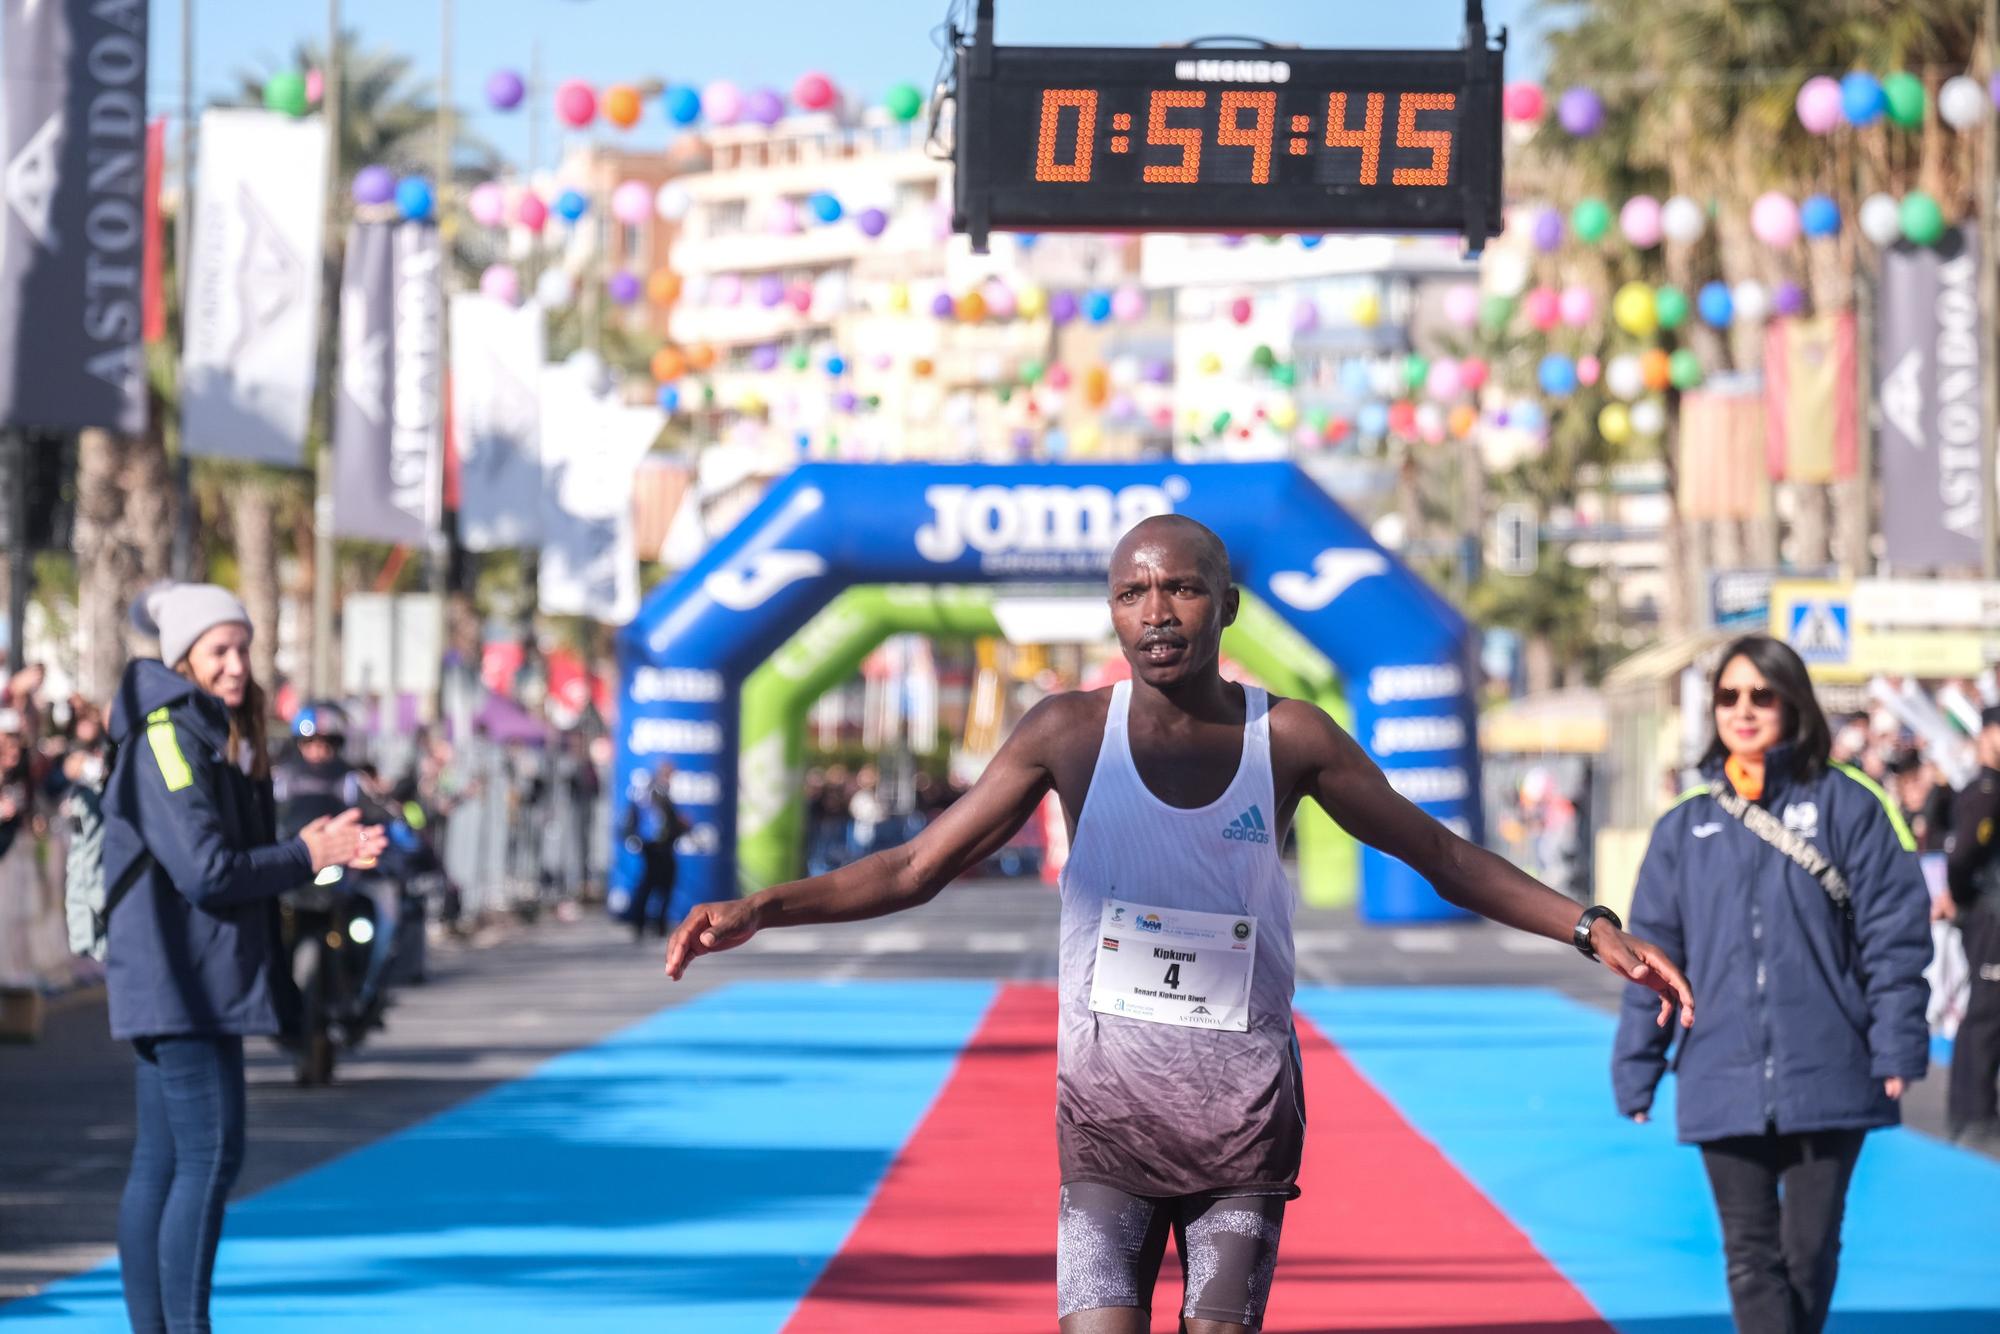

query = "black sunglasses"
[1714,686,1779,710]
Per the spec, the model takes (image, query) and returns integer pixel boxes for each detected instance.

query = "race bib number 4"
[1089,898,1256,1032]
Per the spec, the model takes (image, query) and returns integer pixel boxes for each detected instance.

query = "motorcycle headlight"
[348,916,375,946]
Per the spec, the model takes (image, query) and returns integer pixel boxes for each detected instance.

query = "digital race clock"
[951,2,1505,253]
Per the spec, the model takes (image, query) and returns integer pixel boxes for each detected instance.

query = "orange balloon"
[646,269,682,306]
[1448,403,1478,438]
[912,356,935,378]
[1083,365,1110,407]
[1640,348,1672,393]
[603,84,642,129]
[687,343,717,372]
[651,347,687,383]
[956,290,988,323]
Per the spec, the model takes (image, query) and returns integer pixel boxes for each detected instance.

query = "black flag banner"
[332,221,441,545]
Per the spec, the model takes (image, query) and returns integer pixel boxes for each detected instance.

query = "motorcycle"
[278,865,386,1086]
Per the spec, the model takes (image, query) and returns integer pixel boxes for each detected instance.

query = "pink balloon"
[515,191,548,232]
[1503,82,1545,123]
[767,198,800,235]
[611,181,652,225]
[1228,296,1254,325]
[1576,355,1602,387]
[555,80,596,128]
[1558,285,1596,327]
[1796,76,1844,135]
[1524,286,1561,331]
[1442,284,1480,328]
[1112,285,1146,322]
[1047,364,1073,390]
[467,181,507,228]
[984,281,1018,320]
[479,264,519,304]
[1425,358,1463,401]
[1458,356,1489,390]
[712,273,742,305]
[305,69,324,105]
[1751,191,1800,247]
[787,283,813,313]
[704,80,743,126]
[1619,194,1663,248]
[794,71,836,112]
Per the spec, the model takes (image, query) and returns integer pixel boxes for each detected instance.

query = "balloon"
[704,80,743,126]
[1018,285,1048,319]
[910,356,933,378]
[1084,366,1110,407]
[823,354,847,378]
[929,291,956,319]
[1503,82,1545,122]
[1731,280,1769,325]
[1228,296,1254,325]
[1612,281,1657,335]
[1630,398,1667,437]
[795,72,837,112]
[612,180,652,224]
[1402,354,1430,392]
[1772,281,1807,317]
[1639,348,1672,393]
[1558,285,1596,327]
[1198,351,1222,376]
[1448,404,1478,438]
[306,69,324,105]
[982,281,1017,320]
[1358,402,1390,438]
[1597,402,1632,445]
[607,271,641,306]
[1388,401,1418,437]
[1941,75,1989,130]
[1477,293,1513,334]
[756,274,786,308]
[711,273,742,306]
[1511,400,1546,434]
[856,206,888,237]
[1661,194,1706,244]
[1751,191,1800,247]
[467,181,506,227]
[766,198,801,235]
[1576,354,1601,387]
[1292,298,1321,333]
[1900,190,1945,246]
[1795,76,1844,134]
[395,177,434,222]
[1415,403,1447,444]
[1297,234,1324,249]
[264,71,308,118]
[1459,356,1490,391]
[687,344,717,371]
[1882,71,1925,128]
[749,345,779,373]
[1112,285,1147,322]
[1085,290,1114,323]
[603,84,642,129]
[1799,194,1840,239]
[1571,197,1611,243]
[1531,207,1564,253]
[556,80,597,128]
[655,183,692,221]
[1841,72,1885,126]
[1669,348,1704,390]
[1523,286,1560,331]
[479,264,518,304]
[646,269,682,306]
[746,88,786,127]
[1538,355,1578,396]
[657,384,681,413]
[352,165,396,206]
[1654,285,1689,330]
[1858,192,1903,246]
[1351,291,1382,327]
[554,189,588,223]
[1049,290,1079,325]
[1605,354,1644,401]
[664,85,703,125]
[1620,195,1663,248]
[1048,364,1073,390]
[1485,248,1531,297]
[1443,284,1480,327]
[651,347,687,383]
[787,283,813,314]
[808,191,843,224]
[1558,87,1605,136]
[884,81,924,122]
[1426,359,1463,401]
[1251,344,1278,372]
[786,345,810,371]
[1697,280,1733,327]
[478,69,526,114]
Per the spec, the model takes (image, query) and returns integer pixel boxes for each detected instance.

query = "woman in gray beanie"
[100,583,386,1332]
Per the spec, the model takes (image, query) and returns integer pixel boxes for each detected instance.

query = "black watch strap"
[1573,904,1621,959]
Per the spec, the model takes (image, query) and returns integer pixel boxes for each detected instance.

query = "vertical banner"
[1677,379,1769,522]
[1763,311,1857,484]
[333,221,441,544]
[449,292,543,550]
[0,0,149,433]
[179,109,329,465]
[538,359,664,623]
[142,116,164,343]
[1878,229,1988,567]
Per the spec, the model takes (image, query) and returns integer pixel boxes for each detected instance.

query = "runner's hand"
[1884,1077,1905,1100]
[665,898,764,980]
[1932,894,1957,923]
[1590,919,1695,1029]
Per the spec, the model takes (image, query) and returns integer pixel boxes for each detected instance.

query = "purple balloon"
[1531,207,1564,253]
[757,274,786,308]
[607,271,641,305]
[1772,280,1807,317]
[1991,72,2000,107]
[834,390,859,412]
[1048,290,1078,325]
[486,69,525,111]
[745,87,785,127]
[1142,358,1172,384]
[750,344,779,372]
[1557,87,1604,136]
[856,207,889,238]
[352,164,395,206]
[929,291,956,319]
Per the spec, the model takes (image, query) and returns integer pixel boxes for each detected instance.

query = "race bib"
[1088,898,1256,1032]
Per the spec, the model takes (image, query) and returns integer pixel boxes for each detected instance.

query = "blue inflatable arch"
[615,462,1482,925]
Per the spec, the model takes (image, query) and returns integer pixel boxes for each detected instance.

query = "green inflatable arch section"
[735,584,1358,907]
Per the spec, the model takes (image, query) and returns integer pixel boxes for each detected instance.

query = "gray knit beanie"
[135,583,253,667]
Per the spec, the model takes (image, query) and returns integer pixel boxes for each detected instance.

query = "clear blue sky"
[146,0,1549,170]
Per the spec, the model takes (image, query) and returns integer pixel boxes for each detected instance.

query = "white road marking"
[1292,929,1352,953]
[967,931,1031,953]
[860,928,926,954]
[1499,932,1568,955]
[1390,930,1460,954]
[750,933,823,953]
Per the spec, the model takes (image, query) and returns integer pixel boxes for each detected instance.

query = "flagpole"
[433,0,455,720]
[310,0,342,697]
[171,0,195,581]
[1984,0,2000,578]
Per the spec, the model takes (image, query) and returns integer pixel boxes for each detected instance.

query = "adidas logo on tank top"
[1223,805,1271,844]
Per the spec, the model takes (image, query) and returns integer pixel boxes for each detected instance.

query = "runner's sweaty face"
[1107,518,1237,690]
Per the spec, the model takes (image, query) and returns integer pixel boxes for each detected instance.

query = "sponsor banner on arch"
[180,109,328,465]
[0,0,149,434]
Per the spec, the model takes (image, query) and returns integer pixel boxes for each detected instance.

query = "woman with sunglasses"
[1612,633,1931,1334]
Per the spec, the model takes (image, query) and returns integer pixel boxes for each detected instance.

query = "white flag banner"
[450,293,544,551]
[537,360,663,623]
[180,109,328,464]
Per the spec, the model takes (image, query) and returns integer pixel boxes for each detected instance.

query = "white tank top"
[1054,680,1305,1197]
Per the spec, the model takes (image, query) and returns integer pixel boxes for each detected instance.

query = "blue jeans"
[117,1036,247,1333]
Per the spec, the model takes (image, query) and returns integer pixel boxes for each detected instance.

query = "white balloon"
[655,182,693,221]
[974,352,1006,384]
[1370,512,1407,550]
[535,266,576,308]
[1731,280,1769,325]
[1940,75,1990,130]
[1179,290,1216,321]
[1859,193,1903,247]
[1369,359,1403,398]
[1485,248,1531,298]
[1110,356,1141,389]
[1630,397,1668,437]
[1414,402,1446,440]
[1661,195,1706,245]
[1605,354,1645,402]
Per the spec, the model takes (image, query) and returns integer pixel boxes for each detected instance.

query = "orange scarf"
[1725,755,1765,801]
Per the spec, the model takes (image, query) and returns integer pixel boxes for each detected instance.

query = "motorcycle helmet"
[292,701,350,743]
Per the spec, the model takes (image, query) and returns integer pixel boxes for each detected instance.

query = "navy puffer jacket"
[1612,746,1932,1143]
[100,660,314,1040]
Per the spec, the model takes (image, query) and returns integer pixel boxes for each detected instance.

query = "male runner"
[668,515,1694,1334]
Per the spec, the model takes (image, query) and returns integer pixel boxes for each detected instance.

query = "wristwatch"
[1572,904,1621,959]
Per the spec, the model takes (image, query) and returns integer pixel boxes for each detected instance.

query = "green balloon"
[1211,411,1233,434]
[884,82,924,123]
[1020,359,1045,385]
[1900,191,1945,246]
[787,347,810,371]
[1250,344,1277,371]
[865,394,881,408]
[1306,407,1330,432]
[1271,362,1296,387]
[1668,348,1704,390]
[702,383,717,404]
[1654,285,1690,331]
[1883,72,1926,129]
[1571,197,1612,244]
[1478,293,1516,334]
[996,386,1013,404]
[1403,354,1429,390]
[263,71,309,118]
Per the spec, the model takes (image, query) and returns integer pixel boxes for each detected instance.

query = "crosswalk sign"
[1787,598,1851,664]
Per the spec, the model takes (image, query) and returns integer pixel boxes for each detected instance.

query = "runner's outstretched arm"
[665,696,1068,979]
[1281,699,1694,1027]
